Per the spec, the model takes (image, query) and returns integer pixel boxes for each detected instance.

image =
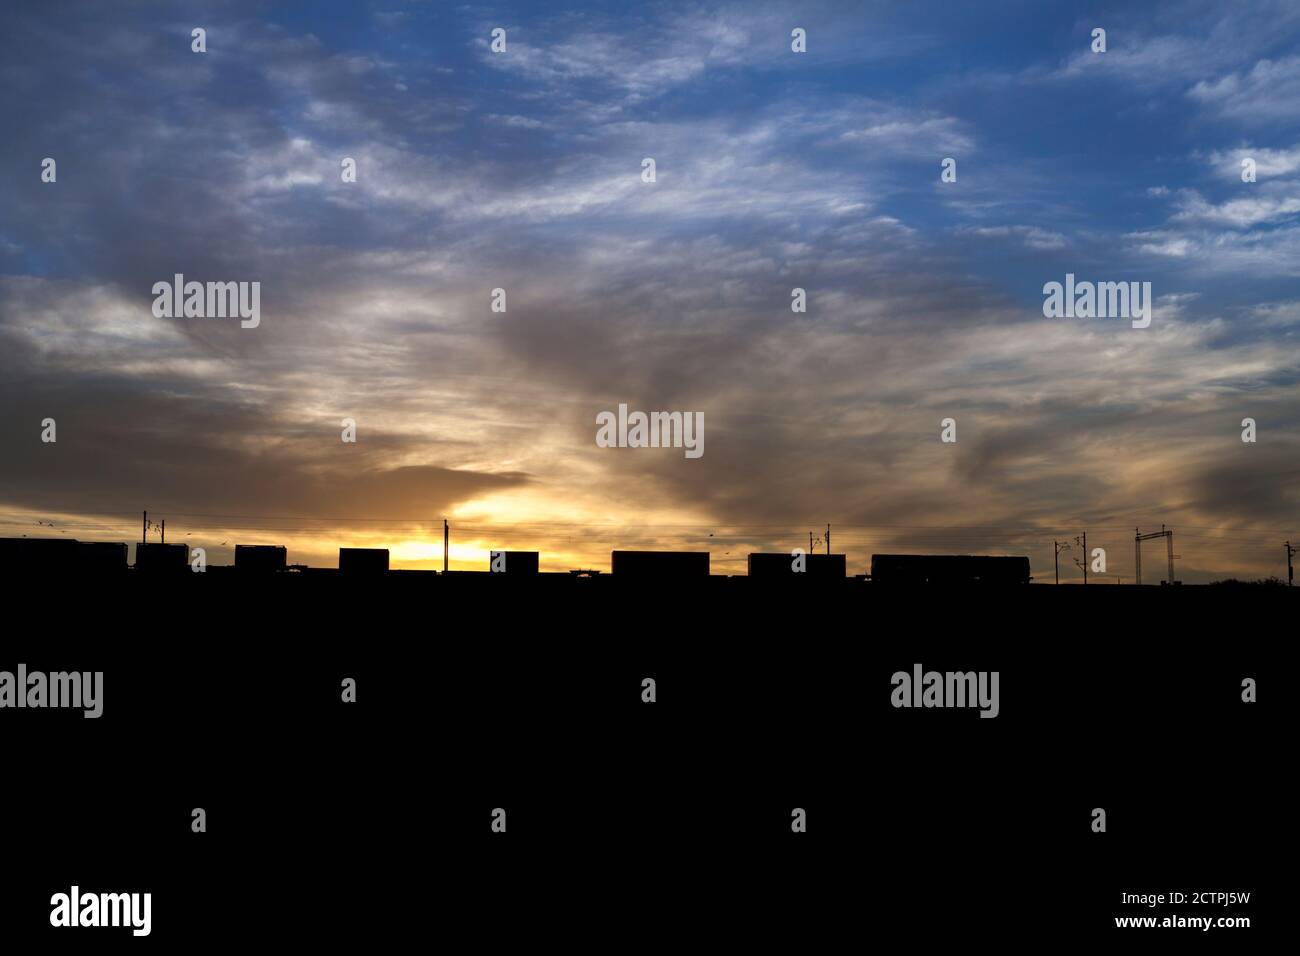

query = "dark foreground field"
[1,575,1285,947]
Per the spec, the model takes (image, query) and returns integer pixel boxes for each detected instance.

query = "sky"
[1,0,1298,580]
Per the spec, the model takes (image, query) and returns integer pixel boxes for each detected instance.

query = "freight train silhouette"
[0,536,1034,582]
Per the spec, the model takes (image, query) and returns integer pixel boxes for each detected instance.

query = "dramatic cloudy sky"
[2,0,1298,579]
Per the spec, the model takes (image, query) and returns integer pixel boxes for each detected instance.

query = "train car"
[611,550,710,578]
[488,551,539,574]
[234,544,288,573]
[870,554,1031,585]
[339,548,390,573]
[135,542,190,573]
[747,552,846,578]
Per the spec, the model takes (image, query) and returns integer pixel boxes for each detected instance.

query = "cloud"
[1126,224,1300,276]
[1052,34,1208,84]
[1170,188,1300,228]
[486,113,546,129]
[955,225,1067,250]
[839,111,974,156]
[1188,55,1300,123]
[476,9,756,108]
[2,0,1297,579]
[1206,144,1300,179]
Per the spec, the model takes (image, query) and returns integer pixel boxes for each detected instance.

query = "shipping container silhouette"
[339,548,389,573]
[0,537,77,572]
[488,550,539,574]
[870,553,1031,585]
[747,552,846,578]
[75,541,129,572]
[611,550,709,578]
[135,542,190,573]
[235,544,287,573]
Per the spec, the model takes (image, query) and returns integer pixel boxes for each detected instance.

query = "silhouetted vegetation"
[1208,576,1285,586]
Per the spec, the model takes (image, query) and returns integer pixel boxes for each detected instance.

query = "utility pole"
[142,510,147,545]
[161,519,165,544]
[826,524,831,556]
[810,531,814,554]
[1054,539,1072,584]
[443,519,449,574]
[1165,524,1174,584]
[1082,532,1088,585]
[1135,526,1176,585]
[1287,541,1296,586]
